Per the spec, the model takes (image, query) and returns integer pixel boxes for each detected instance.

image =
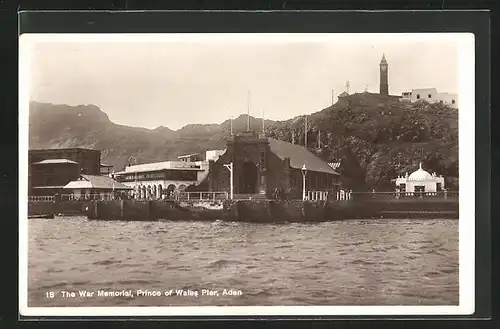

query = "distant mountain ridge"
[28,101,276,170]
[29,95,459,190]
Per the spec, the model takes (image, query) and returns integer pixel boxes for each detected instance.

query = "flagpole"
[304,115,308,147]
[247,90,250,131]
[262,108,265,135]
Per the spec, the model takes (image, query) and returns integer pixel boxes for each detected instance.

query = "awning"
[63,181,93,189]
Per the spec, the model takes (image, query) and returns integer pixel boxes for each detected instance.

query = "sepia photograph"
[19,32,475,317]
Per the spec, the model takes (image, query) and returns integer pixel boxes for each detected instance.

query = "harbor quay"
[85,195,459,223]
[27,130,459,221]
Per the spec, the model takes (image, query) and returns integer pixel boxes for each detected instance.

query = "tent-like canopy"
[63,174,132,190]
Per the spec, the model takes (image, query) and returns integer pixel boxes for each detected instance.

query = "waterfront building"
[395,163,445,195]
[207,131,340,199]
[114,160,206,199]
[113,149,226,199]
[178,153,203,162]
[63,174,132,200]
[29,148,101,175]
[29,159,81,196]
[100,163,114,176]
[205,149,225,161]
[28,148,102,196]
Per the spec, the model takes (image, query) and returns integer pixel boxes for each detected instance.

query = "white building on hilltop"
[400,88,458,109]
[395,163,445,195]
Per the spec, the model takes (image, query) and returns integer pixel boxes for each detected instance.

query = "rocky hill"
[29,94,459,191]
[28,102,275,170]
[266,93,459,190]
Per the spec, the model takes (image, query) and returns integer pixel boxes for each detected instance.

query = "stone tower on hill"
[379,53,389,96]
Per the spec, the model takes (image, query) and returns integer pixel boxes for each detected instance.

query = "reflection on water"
[27,217,458,307]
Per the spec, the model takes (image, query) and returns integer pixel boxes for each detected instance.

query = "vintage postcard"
[19,32,475,317]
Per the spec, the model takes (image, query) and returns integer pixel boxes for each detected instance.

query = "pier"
[28,190,459,222]
[84,192,459,222]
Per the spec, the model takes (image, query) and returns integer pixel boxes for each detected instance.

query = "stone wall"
[88,198,459,222]
[122,200,151,221]
[89,200,225,222]
[93,200,125,221]
[223,199,458,222]
[223,200,359,223]
[28,202,56,215]
[28,200,89,216]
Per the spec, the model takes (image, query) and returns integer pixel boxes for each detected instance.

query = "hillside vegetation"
[266,93,458,190]
[29,94,458,191]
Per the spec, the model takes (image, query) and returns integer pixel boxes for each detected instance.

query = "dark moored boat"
[28,213,55,219]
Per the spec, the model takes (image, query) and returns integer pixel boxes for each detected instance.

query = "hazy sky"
[26,34,461,130]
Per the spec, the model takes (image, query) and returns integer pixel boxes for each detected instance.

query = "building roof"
[32,159,78,165]
[328,162,341,170]
[267,138,340,175]
[63,175,132,190]
[338,91,349,97]
[100,163,113,167]
[178,153,201,158]
[29,147,100,153]
[407,163,434,181]
[115,161,205,174]
[411,88,438,93]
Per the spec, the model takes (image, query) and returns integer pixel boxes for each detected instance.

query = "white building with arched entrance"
[114,160,206,199]
[395,163,445,195]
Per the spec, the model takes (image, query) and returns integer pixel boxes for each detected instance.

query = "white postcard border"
[19,32,475,317]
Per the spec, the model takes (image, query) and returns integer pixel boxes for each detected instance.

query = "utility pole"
[262,108,265,136]
[318,130,321,149]
[223,162,234,200]
[331,90,334,105]
[247,90,250,131]
[304,115,308,147]
[230,117,233,135]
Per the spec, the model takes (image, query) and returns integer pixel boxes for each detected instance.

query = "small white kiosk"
[395,163,445,196]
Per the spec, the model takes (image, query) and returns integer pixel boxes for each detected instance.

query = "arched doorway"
[158,184,163,199]
[152,185,157,199]
[167,184,176,199]
[240,161,258,194]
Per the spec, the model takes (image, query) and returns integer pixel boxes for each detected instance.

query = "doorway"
[414,185,425,197]
[240,161,258,194]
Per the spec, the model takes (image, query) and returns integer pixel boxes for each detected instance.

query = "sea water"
[27,217,458,307]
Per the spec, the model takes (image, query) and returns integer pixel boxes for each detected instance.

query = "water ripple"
[27,216,458,307]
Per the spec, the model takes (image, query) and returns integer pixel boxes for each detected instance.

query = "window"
[416,94,420,99]
[452,100,455,104]
[440,100,443,103]
[428,94,432,98]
